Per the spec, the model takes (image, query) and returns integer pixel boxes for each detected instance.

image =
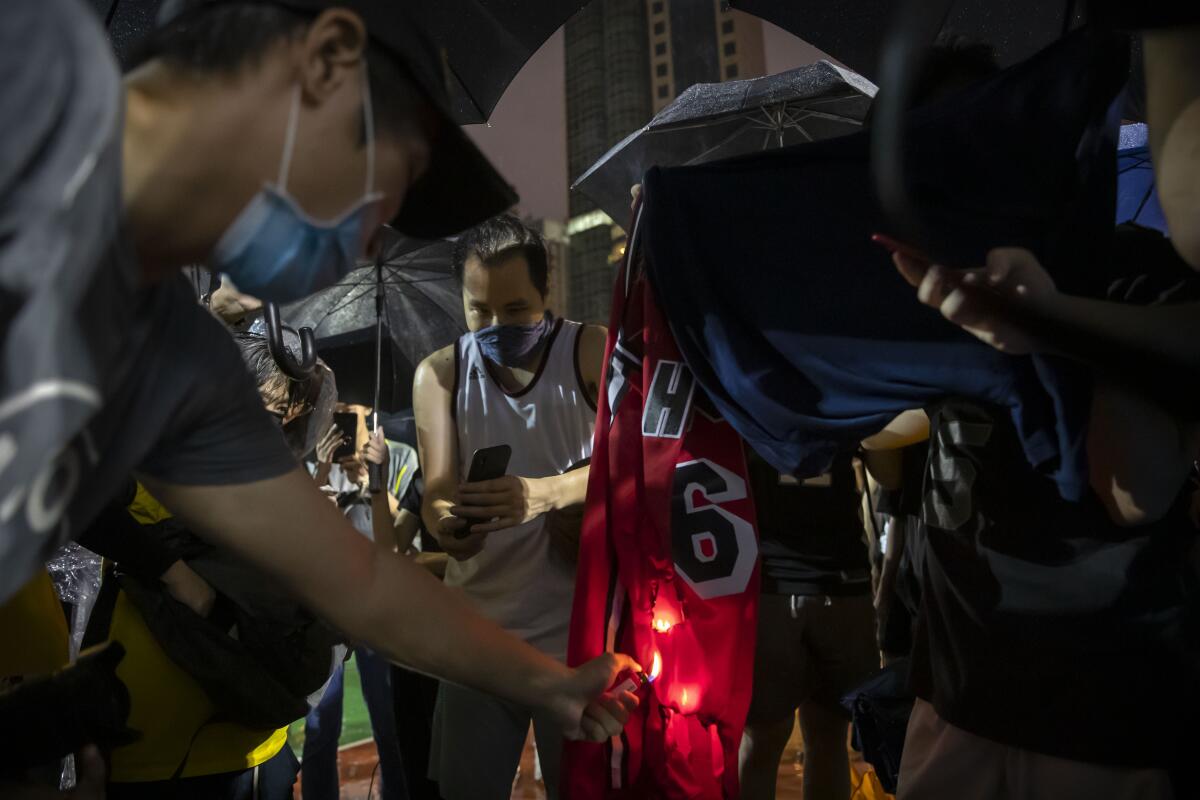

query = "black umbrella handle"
[369,260,385,495]
[264,303,318,380]
[369,461,385,495]
[870,0,956,252]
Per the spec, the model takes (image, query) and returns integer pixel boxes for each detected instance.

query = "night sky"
[465,21,829,222]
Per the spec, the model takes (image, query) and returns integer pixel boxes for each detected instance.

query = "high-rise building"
[565,0,767,323]
[648,1,766,112]
[564,0,652,324]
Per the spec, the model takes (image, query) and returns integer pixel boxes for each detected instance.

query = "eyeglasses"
[267,403,313,428]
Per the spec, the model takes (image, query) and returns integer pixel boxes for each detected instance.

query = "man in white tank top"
[414,215,610,799]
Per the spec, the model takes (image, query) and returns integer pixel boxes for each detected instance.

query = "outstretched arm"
[142,467,639,741]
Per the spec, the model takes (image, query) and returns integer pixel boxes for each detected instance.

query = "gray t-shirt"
[0,0,295,601]
[318,440,419,542]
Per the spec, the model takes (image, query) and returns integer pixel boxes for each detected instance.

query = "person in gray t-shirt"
[0,1,638,791]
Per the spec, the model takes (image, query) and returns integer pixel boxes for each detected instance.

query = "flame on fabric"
[652,616,674,633]
[671,682,701,714]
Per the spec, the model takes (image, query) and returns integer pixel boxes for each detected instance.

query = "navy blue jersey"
[640,28,1129,501]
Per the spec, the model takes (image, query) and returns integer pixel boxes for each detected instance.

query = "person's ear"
[298,8,367,105]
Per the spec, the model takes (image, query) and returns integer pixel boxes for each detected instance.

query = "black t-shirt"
[748,449,871,596]
[909,397,1200,767]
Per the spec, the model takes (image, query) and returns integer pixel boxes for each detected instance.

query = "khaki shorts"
[746,592,879,724]
[899,699,1174,800]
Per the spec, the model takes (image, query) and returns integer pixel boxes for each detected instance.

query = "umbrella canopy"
[91,0,584,123]
[573,60,875,224]
[1116,123,1166,233]
[407,0,590,123]
[726,0,1073,82]
[281,238,465,412]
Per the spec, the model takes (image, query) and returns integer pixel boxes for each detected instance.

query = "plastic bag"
[46,543,102,659]
[46,543,103,791]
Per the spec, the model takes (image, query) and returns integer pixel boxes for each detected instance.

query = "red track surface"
[296,723,879,799]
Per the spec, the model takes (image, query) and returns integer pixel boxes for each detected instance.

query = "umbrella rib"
[744,105,864,135]
[653,90,868,134]
[793,109,866,126]
[337,273,454,288]
[682,120,759,165]
[803,92,869,108]
[307,284,377,333]
[653,115,768,134]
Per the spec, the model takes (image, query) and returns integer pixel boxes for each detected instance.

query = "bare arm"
[1145,26,1200,269]
[362,429,407,554]
[391,507,421,554]
[312,425,343,488]
[578,324,607,404]
[861,409,930,454]
[141,467,638,740]
[370,489,400,553]
[413,346,480,559]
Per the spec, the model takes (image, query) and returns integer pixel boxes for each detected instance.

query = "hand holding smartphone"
[330,412,359,461]
[453,444,512,538]
[466,444,512,484]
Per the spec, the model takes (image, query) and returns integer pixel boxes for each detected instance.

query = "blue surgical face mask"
[474,312,555,368]
[211,69,383,303]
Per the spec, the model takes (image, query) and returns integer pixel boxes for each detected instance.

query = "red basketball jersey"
[563,218,760,800]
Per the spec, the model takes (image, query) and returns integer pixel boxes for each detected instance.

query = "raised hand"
[315,424,345,467]
[894,246,1059,355]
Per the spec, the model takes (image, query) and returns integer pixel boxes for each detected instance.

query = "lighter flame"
[652,616,674,633]
[649,651,662,681]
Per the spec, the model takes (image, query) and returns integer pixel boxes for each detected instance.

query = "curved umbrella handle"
[263,302,318,380]
[870,0,956,250]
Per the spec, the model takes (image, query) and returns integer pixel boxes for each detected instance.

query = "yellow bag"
[0,570,70,681]
[851,761,896,800]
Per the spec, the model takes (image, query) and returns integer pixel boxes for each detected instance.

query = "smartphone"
[871,232,932,266]
[454,445,512,539]
[331,412,358,461]
[467,444,512,483]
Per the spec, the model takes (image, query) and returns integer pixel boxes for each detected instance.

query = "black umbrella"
[406,0,591,123]
[91,0,586,123]
[573,60,875,225]
[726,0,1074,82]
[281,236,464,413]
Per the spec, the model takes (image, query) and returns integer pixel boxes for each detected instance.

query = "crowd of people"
[0,1,1198,800]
